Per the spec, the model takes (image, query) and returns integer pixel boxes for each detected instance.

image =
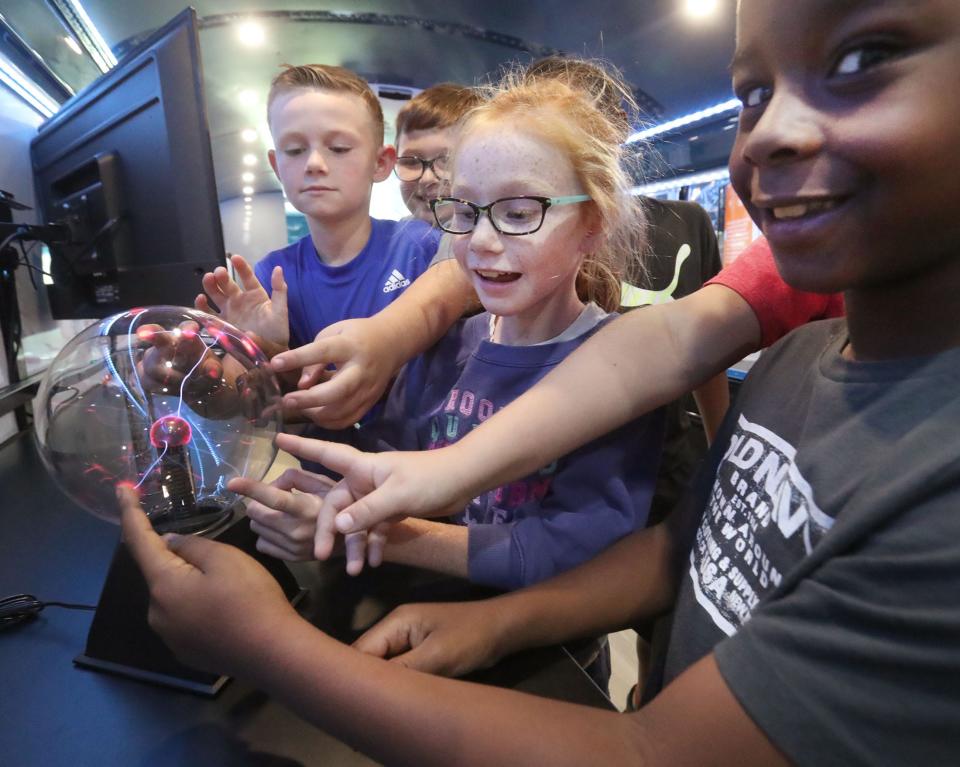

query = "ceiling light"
[626,98,741,143]
[241,172,255,183]
[237,20,265,47]
[243,196,252,202]
[63,36,83,55]
[238,89,258,107]
[242,154,257,166]
[0,53,58,118]
[241,128,258,143]
[62,0,117,71]
[242,185,254,195]
[684,0,719,20]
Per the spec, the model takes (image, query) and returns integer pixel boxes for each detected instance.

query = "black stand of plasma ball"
[74,499,305,696]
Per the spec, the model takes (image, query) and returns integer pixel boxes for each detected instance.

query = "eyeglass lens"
[433,198,546,235]
[395,156,449,181]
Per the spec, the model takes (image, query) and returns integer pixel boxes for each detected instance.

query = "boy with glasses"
[393,83,482,225]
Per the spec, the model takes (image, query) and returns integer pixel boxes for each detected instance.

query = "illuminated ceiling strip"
[0,53,57,118]
[627,98,741,143]
[631,167,730,196]
[58,0,117,72]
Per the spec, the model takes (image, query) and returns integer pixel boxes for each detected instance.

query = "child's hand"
[273,433,467,546]
[352,600,506,677]
[136,320,223,395]
[196,255,290,356]
[229,468,336,561]
[270,315,403,429]
[229,467,391,575]
[118,486,300,678]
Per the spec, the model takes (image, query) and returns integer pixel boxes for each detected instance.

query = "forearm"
[382,518,469,579]
[487,524,678,659]
[446,285,759,499]
[370,260,477,376]
[692,371,731,445]
[249,615,649,766]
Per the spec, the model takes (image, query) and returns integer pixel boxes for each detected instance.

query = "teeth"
[476,269,519,283]
[772,200,838,219]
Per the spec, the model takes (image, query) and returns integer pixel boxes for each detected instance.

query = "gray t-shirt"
[660,318,960,766]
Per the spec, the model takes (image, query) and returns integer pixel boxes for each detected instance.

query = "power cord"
[0,593,96,630]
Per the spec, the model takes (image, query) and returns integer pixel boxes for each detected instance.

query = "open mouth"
[475,269,520,284]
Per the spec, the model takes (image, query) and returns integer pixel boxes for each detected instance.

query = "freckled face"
[396,127,454,225]
[450,124,594,345]
[268,90,386,223]
[730,0,960,293]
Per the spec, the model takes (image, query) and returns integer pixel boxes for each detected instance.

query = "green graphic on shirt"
[620,243,691,307]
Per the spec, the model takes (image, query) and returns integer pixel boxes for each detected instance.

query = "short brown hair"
[267,64,385,145]
[394,83,483,144]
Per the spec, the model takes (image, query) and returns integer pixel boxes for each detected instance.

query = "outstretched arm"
[120,488,785,767]
[279,285,760,537]
[269,259,477,429]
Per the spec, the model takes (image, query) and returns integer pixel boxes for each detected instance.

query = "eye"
[329,146,352,154]
[738,84,772,109]
[282,146,305,157]
[830,42,902,77]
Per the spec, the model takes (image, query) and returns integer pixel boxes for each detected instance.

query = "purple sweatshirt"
[361,311,665,590]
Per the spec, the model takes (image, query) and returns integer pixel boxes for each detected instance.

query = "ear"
[578,205,606,255]
[373,144,397,183]
[267,149,280,180]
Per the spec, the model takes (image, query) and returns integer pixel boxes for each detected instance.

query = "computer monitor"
[29,8,225,320]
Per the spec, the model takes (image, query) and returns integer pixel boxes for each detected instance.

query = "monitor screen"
[29,8,225,320]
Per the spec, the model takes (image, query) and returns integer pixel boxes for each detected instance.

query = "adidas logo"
[382,269,411,293]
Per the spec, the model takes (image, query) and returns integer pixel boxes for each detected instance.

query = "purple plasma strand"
[149,414,193,448]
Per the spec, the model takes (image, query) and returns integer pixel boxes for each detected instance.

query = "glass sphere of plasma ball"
[33,306,283,535]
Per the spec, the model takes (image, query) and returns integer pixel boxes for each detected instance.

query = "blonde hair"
[456,64,644,312]
[267,64,385,145]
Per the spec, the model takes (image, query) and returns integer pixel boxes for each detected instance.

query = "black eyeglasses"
[394,155,450,182]
[430,195,592,236]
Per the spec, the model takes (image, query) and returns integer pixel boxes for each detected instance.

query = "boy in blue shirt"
[197,65,441,372]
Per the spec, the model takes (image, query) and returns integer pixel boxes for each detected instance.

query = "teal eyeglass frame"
[430,194,592,236]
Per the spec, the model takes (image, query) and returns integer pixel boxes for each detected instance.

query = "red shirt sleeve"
[706,238,845,348]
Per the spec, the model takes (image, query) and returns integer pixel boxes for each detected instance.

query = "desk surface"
[0,431,613,766]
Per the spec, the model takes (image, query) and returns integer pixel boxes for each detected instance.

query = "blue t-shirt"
[362,311,665,590]
[254,217,441,347]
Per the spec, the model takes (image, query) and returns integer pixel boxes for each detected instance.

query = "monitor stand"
[74,515,304,696]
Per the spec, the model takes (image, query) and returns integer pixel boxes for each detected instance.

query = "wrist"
[365,312,411,377]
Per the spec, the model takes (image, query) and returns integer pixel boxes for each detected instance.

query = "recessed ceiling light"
[241,128,258,142]
[237,20,265,47]
[243,196,252,202]
[242,153,257,166]
[238,89,258,107]
[684,0,719,19]
[242,185,254,195]
[241,171,255,183]
[63,36,83,55]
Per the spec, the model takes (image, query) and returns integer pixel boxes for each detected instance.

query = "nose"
[740,87,825,167]
[468,212,504,255]
[305,148,328,174]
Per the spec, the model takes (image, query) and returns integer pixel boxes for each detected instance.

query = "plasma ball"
[149,414,193,448]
